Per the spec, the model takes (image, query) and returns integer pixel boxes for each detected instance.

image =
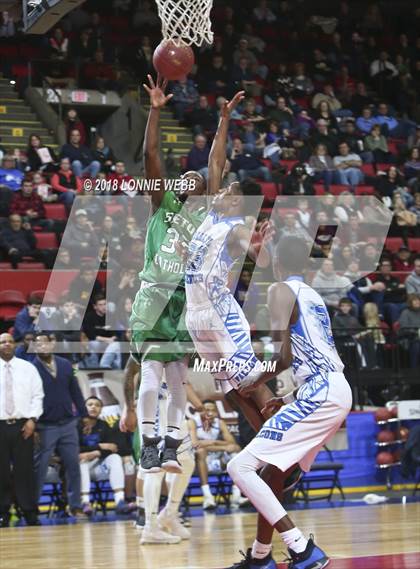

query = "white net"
[155,0,214,47]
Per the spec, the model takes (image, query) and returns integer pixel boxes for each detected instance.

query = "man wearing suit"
[33,332,88,517]
[0,333,44,527]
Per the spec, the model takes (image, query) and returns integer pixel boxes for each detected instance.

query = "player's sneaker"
[134,507,145,529]
[158,509,191,540]
[225,548,277,568]
[115,500,137,515]
[140,525,181,544]
[141,436,162,473]
[160,435,183,473]
[285,537,329,569]
[202,495,217,510]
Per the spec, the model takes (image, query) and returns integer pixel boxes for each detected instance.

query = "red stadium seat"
[376,163,391,173]
[314,184,325,196]
[17,263,46,270]
[259,182,278,203]
[280,160,298,172]
[35,233,57,249]
[0,290,26,320]
[408,238,420,253]
[261,159,272,170]
[385,237,403,253]
[361,164,375,177]
[106,203,124,216]
[355,185,375,195]
[329,185,349,196]
[44,204,67,220]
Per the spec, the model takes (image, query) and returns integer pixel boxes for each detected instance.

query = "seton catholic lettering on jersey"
[139,191,206,286]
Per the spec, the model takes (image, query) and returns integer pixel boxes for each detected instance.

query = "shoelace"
[232,550,251,568]
[144,446,159,462]
[282,534,315,567]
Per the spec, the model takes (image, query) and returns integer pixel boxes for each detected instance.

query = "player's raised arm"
[143,74,173,210]
[231,220,275,268]
[207,91,245,196]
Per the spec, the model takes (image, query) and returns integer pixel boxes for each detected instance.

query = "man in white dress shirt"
[0,333,44,527]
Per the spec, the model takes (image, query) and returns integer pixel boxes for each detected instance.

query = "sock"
[81,494,90,505]
[201,484,213,498]
[251,540,272,560]
[138,360,164,437]
[114,490,124,504]
[136,496,144,508]
[165,451,195,515]
[165,360,187,440]
[280,527,308,554]
[143,471,165,529]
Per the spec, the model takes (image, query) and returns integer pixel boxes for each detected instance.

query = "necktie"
[4,363,15,417]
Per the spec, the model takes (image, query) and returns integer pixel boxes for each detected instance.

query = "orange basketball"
[153,39,195,80]
[375,408,392,422]
[376,451,394,465]
[377,430,395,443]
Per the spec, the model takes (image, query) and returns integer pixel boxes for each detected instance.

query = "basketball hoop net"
[155,0,214,47]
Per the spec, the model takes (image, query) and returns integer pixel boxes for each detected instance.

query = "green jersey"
[139,191,205,286]
[130,191,206,362]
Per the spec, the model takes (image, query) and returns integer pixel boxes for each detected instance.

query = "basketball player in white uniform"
[225,236,353,569]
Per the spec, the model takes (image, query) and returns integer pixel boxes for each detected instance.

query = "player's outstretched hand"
[120,405,137,433]
[143,73,173,109]
[261,397,284,417]
[221,90,245,118]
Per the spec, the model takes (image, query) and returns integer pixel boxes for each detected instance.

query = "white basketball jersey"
[284,278,344,383]
[185,210,244,316]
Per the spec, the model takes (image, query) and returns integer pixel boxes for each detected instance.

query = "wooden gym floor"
[1,503,419,569]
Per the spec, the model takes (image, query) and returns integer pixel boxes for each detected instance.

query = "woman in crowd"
[308,143,337,190]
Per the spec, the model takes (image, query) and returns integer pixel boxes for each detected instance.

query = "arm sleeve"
[29,365,44,420]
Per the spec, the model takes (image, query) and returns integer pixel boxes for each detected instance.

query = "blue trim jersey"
[284,278,344,384]
[185,210,244,316]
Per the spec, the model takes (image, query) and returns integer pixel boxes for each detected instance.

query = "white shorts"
[186,297,261,393]
[246,372,352,473]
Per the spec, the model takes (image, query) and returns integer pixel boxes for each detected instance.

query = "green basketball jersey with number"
[139,190,205,286]
[130,191,206,362]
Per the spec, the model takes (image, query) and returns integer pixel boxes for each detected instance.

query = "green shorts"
[129,284,192,362]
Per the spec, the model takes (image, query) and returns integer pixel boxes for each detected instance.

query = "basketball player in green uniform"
[129,74,245,473]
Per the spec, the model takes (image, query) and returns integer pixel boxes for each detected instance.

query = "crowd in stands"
[1,0,420,373]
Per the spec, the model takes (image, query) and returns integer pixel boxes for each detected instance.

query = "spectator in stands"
[362,195,392,227]
[65,208,100,261]
[310,119,339,157]
[15,332,36,362]
[26,134,58,173]
[344,259,385,305]
[100,216,122,254]
[253,0,277,23]
[375,102,414,138]
[13,294,42,342]
[93,136,116,173]
[312,84,342,114]
[186,135,210,179]
[406,256,420,294]
[108,160,133,195]
[0,10,15,37]
[308,144,337,189]
[230,57,259,97]
[282,163,314,195]
[49,27,69,59]
[188,400,243,510]
[68,261,103,311]
[51,157,82,210]
[32,172,56,203]
[350,82,375,116]
[0,215,45,269]
[407,126,420,151]
[267,96,295,131]
[355,107,377,135]
[295,197,311,230]
[404,147,420,185]
[61,130,101,179]
[392,194,417,236]
[277,212,311,242]
[339,120,372,163]
[241,98,265,125]
[292,62,314,96]
[242,122,266,156]
[311,258,353,313]
[334,191,364,223]
[393,246,414,272]
[375,165,405,201]
[229,138,271,182]
[82,294,121,369]
[341,214,370,256]
[202,55,228,96]
[54,246,71,269]
[185,95,218,136]
[64,109,87,145]
[171,77,199,121]
[0,155,24,192]
[233,38,258,67]
[78,396,135,515]
[71,28,97,62]
[33,332,87,518]
[333,142,364,186]
[370,51,399,100]
[313,100,338,132]
[365,124,393,164]
[10,178,51,231]
[373,259,406,324]
[398,294,420,367]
